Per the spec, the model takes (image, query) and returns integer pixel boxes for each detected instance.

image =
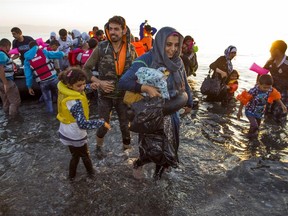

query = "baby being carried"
[136,67,169,99]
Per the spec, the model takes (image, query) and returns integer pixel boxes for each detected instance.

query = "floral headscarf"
[224,45,237,74]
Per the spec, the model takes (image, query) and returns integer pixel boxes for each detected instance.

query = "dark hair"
[229,69,239,79]
[258,74,273,85]
[96,29,104,36]
[271,40,287,53]
[11,27,22,34]
[108,16,126,29]
[92,26,99,31]
[59,28,68,37]
[58,67,87,86]
[183,35,194,43]
[49,40,60,47]
[88,38,97,49]
[29,40,38,49]
[144,25,152,32]
[0,38,11,47]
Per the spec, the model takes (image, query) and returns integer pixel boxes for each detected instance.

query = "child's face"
[258,84,272,92]
[230,73,238,80]
[69,80,86,93]
[4,44,11,53]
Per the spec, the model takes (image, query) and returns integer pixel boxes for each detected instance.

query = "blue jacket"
[24,46,64,88]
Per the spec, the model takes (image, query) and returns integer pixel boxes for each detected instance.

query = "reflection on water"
[0,73,287,215]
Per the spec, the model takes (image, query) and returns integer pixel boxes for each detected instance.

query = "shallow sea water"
[0,64,288,215]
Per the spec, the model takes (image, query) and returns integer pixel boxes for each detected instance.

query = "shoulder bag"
[200,69,222,96]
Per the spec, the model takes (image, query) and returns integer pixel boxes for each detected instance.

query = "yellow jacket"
[57,81,89,124]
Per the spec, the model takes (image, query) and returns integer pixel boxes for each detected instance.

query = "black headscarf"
[151,27,184,88]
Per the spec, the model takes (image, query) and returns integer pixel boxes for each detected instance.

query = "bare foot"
[133,166,144,179]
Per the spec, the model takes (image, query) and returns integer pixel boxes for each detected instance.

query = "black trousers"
[68,144,94,178]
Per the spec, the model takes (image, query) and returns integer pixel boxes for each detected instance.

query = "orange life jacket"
[132,41,146,57]
[140,35,153,52]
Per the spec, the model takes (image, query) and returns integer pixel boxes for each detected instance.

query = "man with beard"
[83,16,137,157]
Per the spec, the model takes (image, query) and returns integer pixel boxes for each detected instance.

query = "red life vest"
[29,49,56,82]
[80,49,93,66]
[68,48,83,66]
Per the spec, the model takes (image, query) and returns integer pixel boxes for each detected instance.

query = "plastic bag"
[128,96,164,133]
[139,132,178,167]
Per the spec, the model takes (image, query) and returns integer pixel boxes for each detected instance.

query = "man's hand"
[99,80,115,93]
[90,82,100,90]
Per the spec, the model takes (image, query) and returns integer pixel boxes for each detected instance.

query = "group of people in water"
[206,41,288,141]
[0,15,287,181]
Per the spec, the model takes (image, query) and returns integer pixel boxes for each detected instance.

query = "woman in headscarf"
[206,45,237,103]
[181,35,199,77]
[118,27,193,180]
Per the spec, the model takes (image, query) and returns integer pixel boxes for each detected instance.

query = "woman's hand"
[216,68,227,79]
[141,85,161,97]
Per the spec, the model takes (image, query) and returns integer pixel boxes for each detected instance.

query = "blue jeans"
[39,77,58,113]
